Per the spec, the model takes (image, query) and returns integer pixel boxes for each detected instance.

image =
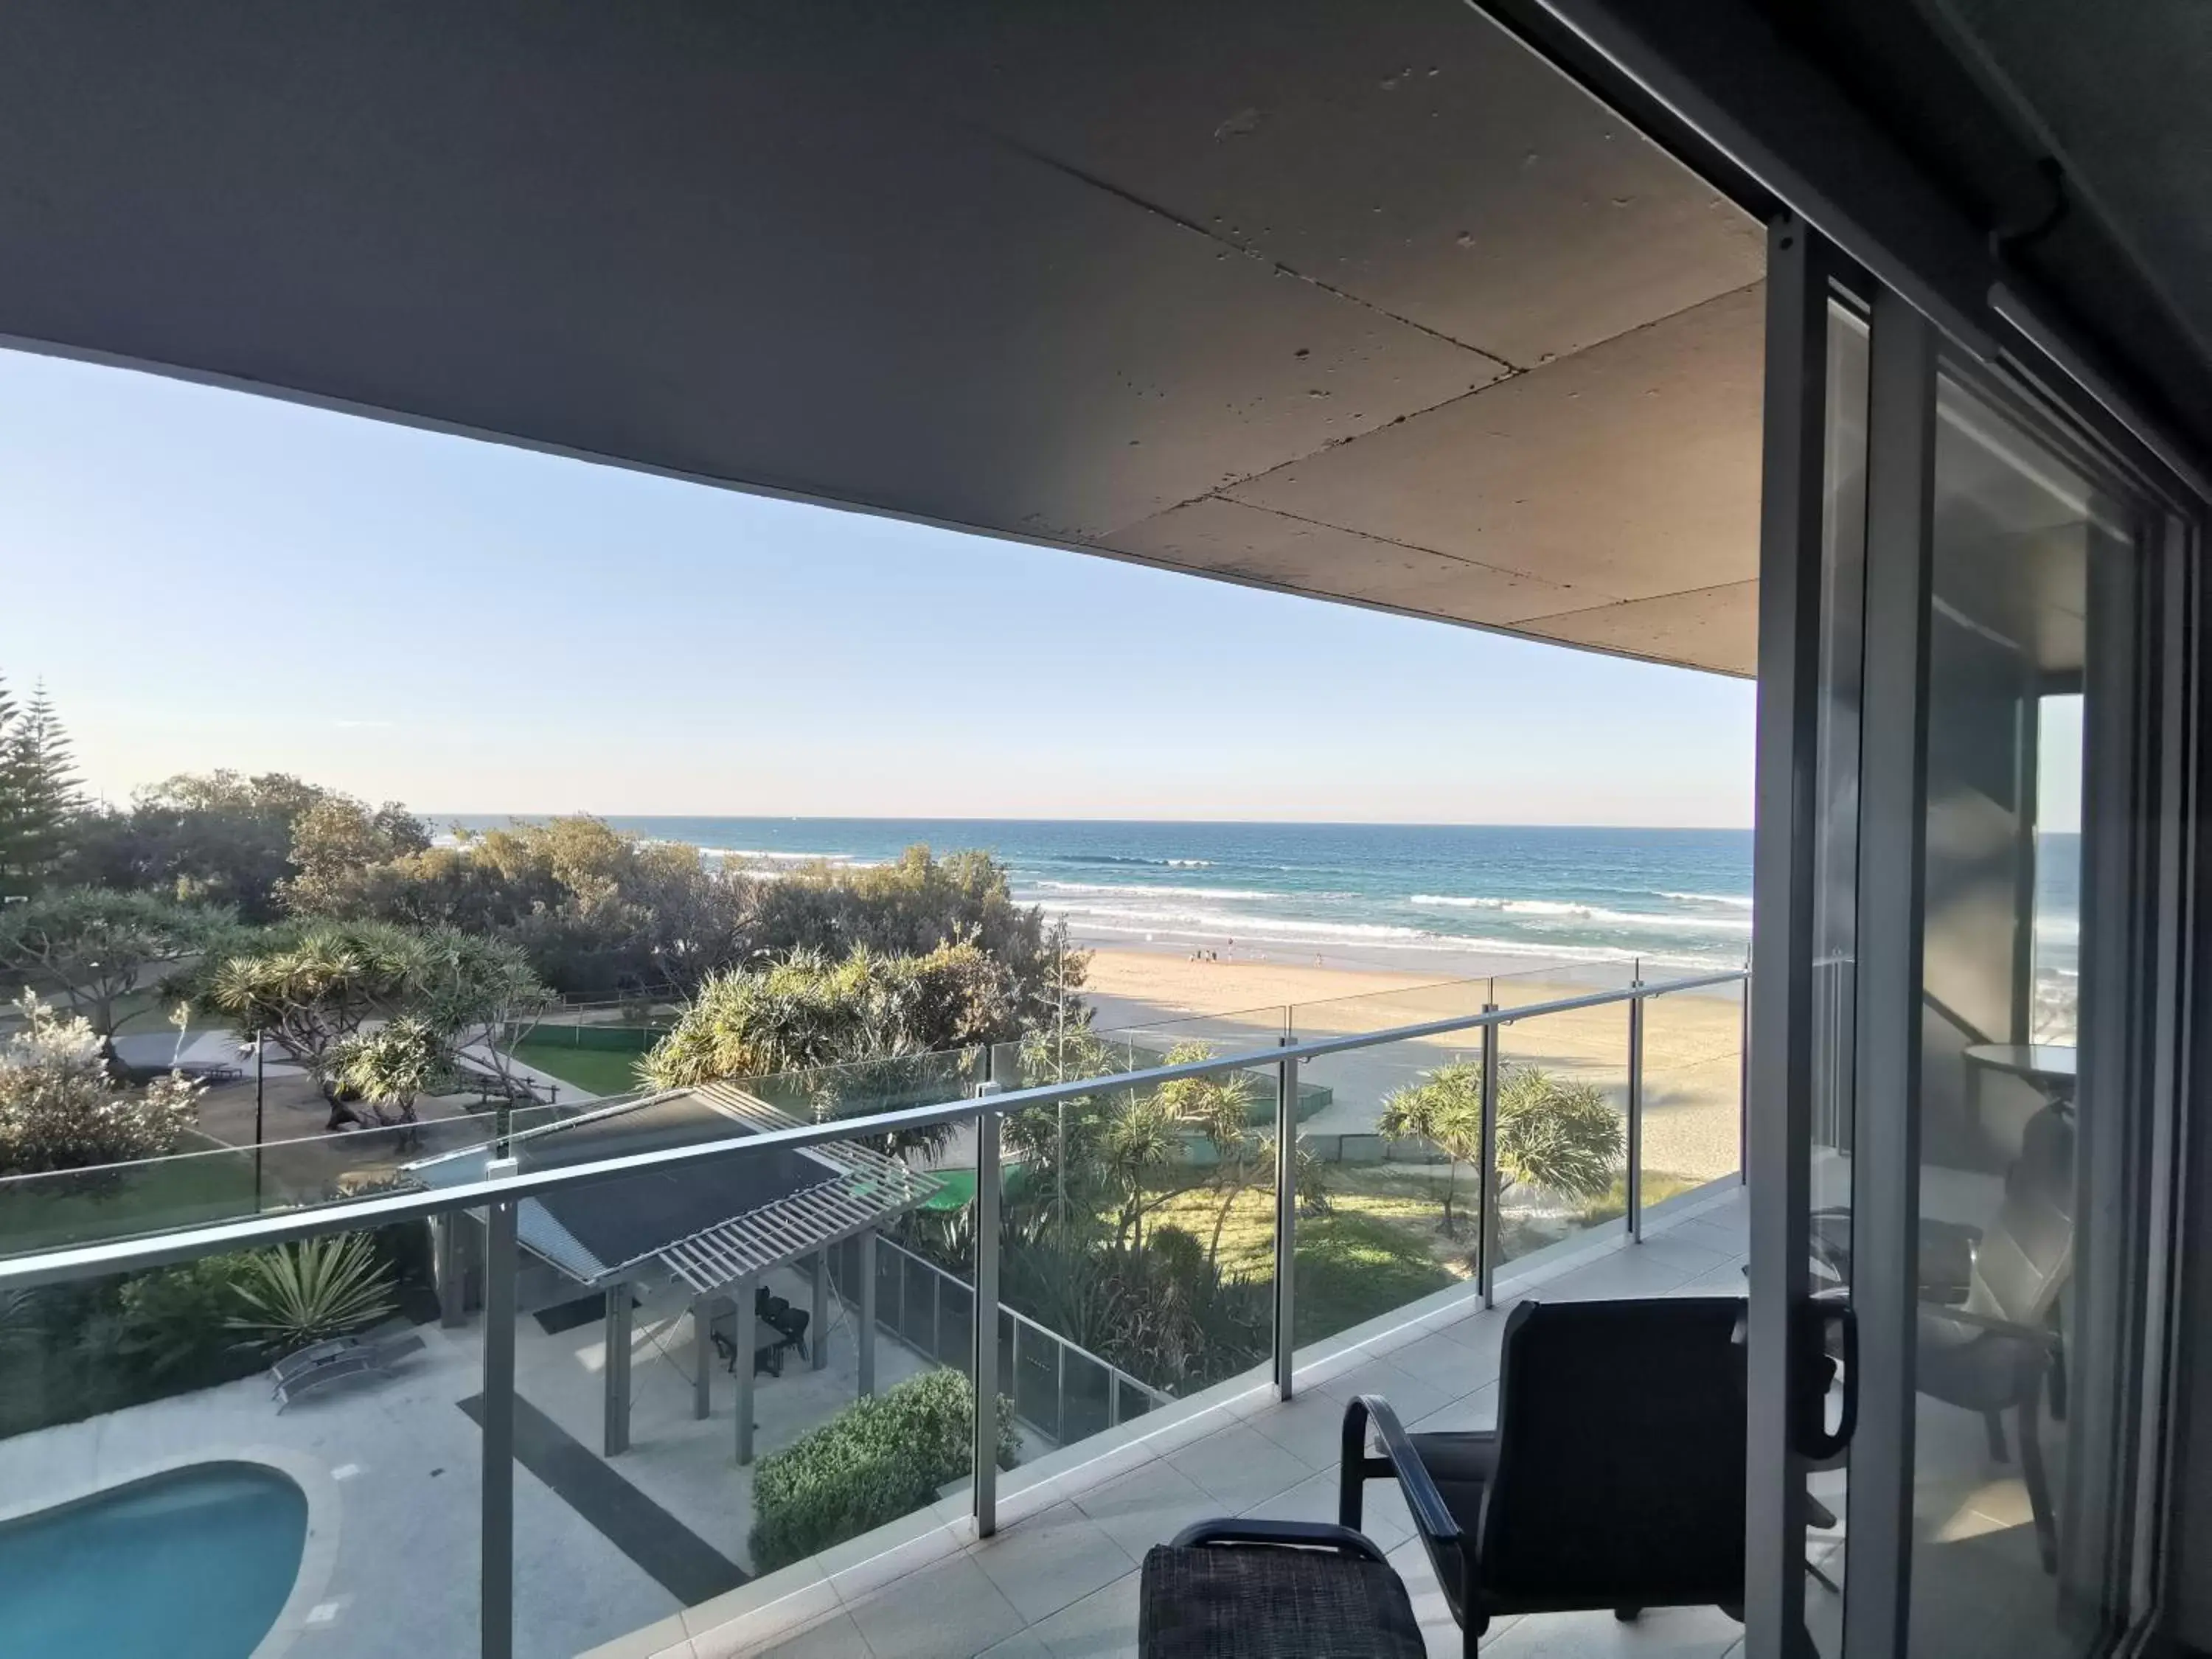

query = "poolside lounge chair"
[271,1328,425,1411]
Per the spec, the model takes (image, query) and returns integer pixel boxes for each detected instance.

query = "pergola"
[410,1085,944,1463]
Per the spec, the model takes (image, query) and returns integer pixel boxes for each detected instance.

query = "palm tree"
[1257,1130,1330,1220]
[1496,1066,1621,1201]
[1377,1060,1483,1237]
[1099,1088,1182,1251]
[328,1015,453,1130]
[1157,1042,1260,1267]
[1378,1059,1623,1235]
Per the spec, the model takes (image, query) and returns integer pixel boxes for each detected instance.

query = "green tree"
[1003,1018,1125,1241]
[71,771,332,920]
[0,991,201,1176]
[200,919,543,1129]
[1097,1088,1183,1252]
[1380,1059,1625,1237]
[0,677,80,898]
[644,941,1018,1088]
[644,941,1018,1158]
[0,888,236,1039]
[1157,1041,1261,1267]
[337,815,754,999]
[748,845,1086,1031]
[1377,1060,1484,1237]
[279,794,431,917]
[1496,1066,1621,1202]
[327,1015,454,1128]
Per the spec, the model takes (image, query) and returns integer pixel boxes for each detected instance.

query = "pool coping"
[0,1441,343,1659]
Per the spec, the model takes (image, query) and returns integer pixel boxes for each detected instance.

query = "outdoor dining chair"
[1343,1296,1766,1648]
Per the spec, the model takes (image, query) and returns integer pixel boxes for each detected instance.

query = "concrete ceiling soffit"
[1515,580,1760,677]
[1101,495,1582,624]
[1218,281,1767,602]
[894,0,1764,370]
[0,4,1504,546]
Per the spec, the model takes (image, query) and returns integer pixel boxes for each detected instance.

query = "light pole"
[243,1031,267,1211]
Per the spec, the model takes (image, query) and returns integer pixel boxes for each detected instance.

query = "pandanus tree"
[643,940,1020,1160]
[0,887,237,1043]
[201,920,544,1129]
[1156,1041,1262,1267]
[1378,1060,1484,1237]
[1380,1058,1622,1239]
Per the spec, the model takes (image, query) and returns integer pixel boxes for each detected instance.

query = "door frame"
[1746,232,2205,1654]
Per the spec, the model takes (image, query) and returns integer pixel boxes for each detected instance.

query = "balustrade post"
[973,1084,1003,1537]
[1627,961,1646,1242]
[481,1192,518,1659]
[1273,1016,1298,1401]
[858,1229,878,1397]
[1479,1011,1500,1307]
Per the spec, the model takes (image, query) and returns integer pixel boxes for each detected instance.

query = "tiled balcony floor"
[616,1183,1772,1659]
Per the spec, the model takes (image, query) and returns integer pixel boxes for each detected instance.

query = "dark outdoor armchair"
[1913,1106,2074,1573]
[1343,1296,1759,1649]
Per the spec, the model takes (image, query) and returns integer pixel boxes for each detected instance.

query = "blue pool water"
[0,1461,307,1659]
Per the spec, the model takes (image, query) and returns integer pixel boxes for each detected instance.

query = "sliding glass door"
[1747,220,2194,1659]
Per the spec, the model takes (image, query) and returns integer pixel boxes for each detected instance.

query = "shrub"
[0,990,202,1177]
[228,1233,397,1354]
[114,1254,261,1384]
[748,1369,1017,1573]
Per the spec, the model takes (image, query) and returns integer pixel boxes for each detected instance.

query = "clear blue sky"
[0,345,1758,827]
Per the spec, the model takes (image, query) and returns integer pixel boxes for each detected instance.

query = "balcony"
[0,967,1754,1659]
[613,1185,1753,1659]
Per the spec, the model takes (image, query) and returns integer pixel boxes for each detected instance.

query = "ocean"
[440,816,2082,982]
[444,816,1765,975]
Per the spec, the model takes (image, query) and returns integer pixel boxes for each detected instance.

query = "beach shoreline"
[1072,945,1747,1189]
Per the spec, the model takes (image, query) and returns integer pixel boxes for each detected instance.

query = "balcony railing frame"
[0,964,1746,1659]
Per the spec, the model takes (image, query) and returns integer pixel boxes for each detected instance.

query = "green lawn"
[508,1038,649,1099]
[1144,1171,1461,1347]
[1289,1210,1458,1346]
[1137,1159,1712,1350]
[0,1147,261,1256]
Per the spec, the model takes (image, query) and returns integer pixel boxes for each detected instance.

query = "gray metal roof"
[405,1085,944,1292]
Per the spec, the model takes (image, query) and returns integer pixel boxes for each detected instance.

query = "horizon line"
[422,810,1759,833]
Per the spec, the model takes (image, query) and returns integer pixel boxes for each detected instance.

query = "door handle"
[1795,1300,1857,1461]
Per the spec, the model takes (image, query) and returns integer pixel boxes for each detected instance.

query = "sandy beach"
[1078,945,1745,1189]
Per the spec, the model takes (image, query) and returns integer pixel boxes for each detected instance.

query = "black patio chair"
[709,1294,807,1377]
[1812,1104,2074,1414]
[1343,1296,1778,1651]
[1913,1107,2074,1573]
[1139,1520,1427,1659]
[757,1284,810,1361]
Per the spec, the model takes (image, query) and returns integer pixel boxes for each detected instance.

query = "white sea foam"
[706,847,862,863]
[1062,914,1733,970]
[1028,880,1287,902]
[1040,896,1742,964]
[1408,895,1751,933]
[1659,891,1756,909]
[1044,900,1440,944]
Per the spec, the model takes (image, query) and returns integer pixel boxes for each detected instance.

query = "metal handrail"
[0,960,1750,1659]
[0,967,1745,1290]
[863,1232,1169,1418]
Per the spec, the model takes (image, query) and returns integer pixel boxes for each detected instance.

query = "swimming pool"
[0,1461,308,1659]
